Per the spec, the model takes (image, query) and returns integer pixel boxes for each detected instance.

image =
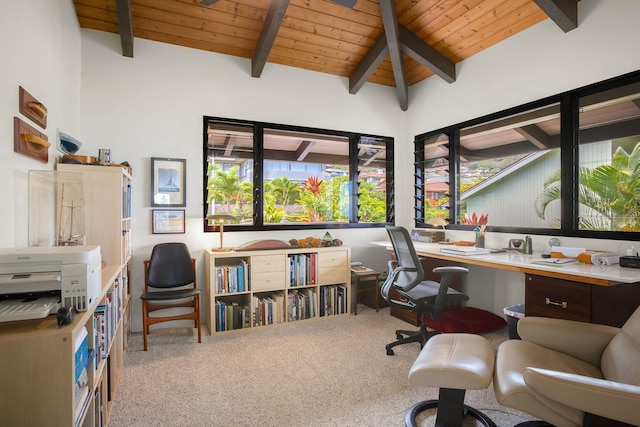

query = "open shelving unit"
[0,164,132,426]
[205,246,351,334]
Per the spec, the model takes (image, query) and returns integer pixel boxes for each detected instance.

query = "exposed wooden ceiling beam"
[252,0,290,78]
[349,34,388,94]
[295,140,316,161]
[379,0,408,111]
[534,0,577,33]
[223,135,234,157]
[330,0,357,7]
[398,25,456,84]
[115,0,134,57]
[514,124,552,149]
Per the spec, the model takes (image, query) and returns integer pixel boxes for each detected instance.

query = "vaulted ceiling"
[73,0,578,110]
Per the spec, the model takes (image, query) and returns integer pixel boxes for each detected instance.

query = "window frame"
[414,70,640,241]
[203,117,394,232]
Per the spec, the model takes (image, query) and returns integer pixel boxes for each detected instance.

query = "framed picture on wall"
[151,157,186,207]
[152,209,186,234]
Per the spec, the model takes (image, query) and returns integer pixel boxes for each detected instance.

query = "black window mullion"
[450,128,460,225]
[254,124,264,229]
[560,93,579,234]
[350,135,359,223]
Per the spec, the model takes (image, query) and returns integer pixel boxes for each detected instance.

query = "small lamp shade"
[426,216,448,227]
[207,214,237,251]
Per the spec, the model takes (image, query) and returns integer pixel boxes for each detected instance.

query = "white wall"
[0,0,82,248]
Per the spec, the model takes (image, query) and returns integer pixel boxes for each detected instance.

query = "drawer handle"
[545,298,567,309]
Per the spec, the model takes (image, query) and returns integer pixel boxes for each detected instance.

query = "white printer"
[0,246,101,322]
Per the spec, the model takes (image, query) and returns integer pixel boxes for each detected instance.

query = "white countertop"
[371,240,640,285]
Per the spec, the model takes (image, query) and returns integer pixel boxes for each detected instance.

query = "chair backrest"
[146,242,196,289]
[600,305,640,386]
[380,226,426,301]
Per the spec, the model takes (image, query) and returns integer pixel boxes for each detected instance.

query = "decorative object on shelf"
[426,216,448,241]
[152,209,185,234]
[19,86,47,128]
[235,239,291,251]
[207,213,236,251]
[57,130,81,154]
[57,181,85,246]
[56,130,99,165]
[289,236,342,248]
[151,157,186,207]
[98,148,111,165]
[13,117,49,163]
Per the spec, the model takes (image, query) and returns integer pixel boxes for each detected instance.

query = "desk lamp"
[426,216,449,242]
[206,214,237,252]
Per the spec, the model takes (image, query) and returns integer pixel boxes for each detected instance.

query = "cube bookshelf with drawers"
[205,246,351,334]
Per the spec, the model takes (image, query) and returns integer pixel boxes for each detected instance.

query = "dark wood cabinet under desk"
[525,274,640,327]
[390,257,463,326]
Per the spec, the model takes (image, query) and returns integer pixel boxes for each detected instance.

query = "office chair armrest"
[518,317,619,366]
[524,367,640,426]
[432,266,469,275]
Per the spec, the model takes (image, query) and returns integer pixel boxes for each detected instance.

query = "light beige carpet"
[109,306,536,426]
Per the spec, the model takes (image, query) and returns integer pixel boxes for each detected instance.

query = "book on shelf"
[287,253,318,287]
[73,326,89,383]
[214,260,249,294]
[440,246,491,256]
[531,258,580,267]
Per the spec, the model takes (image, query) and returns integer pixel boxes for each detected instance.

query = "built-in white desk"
[372,240,640,286]
[372,240,640,327]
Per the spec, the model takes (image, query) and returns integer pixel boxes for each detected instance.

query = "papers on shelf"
[440,247,491,256]
[531,258,579,267]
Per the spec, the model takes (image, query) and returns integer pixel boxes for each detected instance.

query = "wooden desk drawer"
[525,274,591,322]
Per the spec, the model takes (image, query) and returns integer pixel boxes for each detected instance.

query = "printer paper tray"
[0,296,60,322]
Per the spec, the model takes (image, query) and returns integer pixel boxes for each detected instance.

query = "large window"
[204,118,393,232]
[415,70,640,239]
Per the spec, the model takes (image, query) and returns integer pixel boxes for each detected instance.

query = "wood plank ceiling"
[73,0,578,110]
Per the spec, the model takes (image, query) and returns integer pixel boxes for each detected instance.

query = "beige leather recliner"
[493,306,640,427]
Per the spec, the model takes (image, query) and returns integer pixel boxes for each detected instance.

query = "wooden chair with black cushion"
[381,225,470,355]
[141,242,201,351]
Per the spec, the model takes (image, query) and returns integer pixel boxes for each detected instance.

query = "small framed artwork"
[151,157,186,207]
[152,209,186,234]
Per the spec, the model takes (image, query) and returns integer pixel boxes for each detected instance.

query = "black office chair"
[381,226,469,355]
[141,242,201,351]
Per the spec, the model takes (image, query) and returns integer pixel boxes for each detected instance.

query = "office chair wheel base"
[386,346,395,356]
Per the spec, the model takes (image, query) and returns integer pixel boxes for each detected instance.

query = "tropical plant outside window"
[204,118,393,231]
[414,71,640,239]
[535,81,640,232]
